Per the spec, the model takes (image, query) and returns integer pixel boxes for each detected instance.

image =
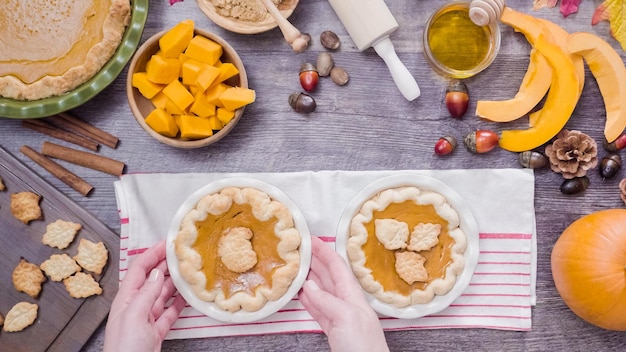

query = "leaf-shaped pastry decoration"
[533,0,558,10]
[592,0,626,51]
[560,0,582,17]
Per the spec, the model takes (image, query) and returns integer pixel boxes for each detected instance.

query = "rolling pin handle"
[373,37,421,101]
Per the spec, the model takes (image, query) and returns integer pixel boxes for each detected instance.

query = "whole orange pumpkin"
[551,209,626,331]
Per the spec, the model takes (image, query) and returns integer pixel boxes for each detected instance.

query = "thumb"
[130,268,165,318]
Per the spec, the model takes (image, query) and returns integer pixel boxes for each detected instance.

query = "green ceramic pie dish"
[0,0,149,119]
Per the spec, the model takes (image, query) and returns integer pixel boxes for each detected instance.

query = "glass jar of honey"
[423,0,501,78]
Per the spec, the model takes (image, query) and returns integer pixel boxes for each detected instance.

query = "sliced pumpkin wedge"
[567,31,626,143]
[499,34,580,152]
[475,7,553,123]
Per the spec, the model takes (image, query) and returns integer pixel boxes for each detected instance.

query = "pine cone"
[545,129,598,179]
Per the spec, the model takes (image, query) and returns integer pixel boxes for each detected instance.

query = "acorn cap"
[300,62,317,73]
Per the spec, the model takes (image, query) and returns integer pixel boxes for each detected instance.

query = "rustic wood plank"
[0,147,119,352]
[1,0,625,351]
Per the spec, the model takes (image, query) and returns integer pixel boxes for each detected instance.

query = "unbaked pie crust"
[347,186,467,308]
[0,0,131,100]
[175,187,301,312]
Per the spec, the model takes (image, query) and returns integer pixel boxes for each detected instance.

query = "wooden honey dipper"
[469,0,506,26]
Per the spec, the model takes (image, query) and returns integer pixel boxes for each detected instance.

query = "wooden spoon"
[259,0,308,52]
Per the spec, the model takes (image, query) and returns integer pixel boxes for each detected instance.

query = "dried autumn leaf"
[592,0,626,51]
[560,0,582,17]
[533,0,558,10]
[592,2,611,24]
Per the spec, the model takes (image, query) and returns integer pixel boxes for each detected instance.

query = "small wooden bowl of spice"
[197,0,299,34]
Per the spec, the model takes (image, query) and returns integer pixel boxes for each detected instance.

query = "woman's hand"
[299,236,389,352]
[104,240,186,352]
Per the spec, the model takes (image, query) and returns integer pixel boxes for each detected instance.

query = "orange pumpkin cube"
[159,19,195,58]
[145,54,181,84]
[145,108,179,137]
[132,72,164,99]
[162,80,194,111]
[184,35,223,66]
[218,86,256,111]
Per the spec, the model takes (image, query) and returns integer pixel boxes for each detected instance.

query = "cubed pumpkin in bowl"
[218,86,256,111]
[145,108,179,137]
[185,35,223,65]
[177,114,213,139]
[159,19,195,58]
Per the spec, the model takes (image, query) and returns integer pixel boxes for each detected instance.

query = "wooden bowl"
[196,0,299,34]
[126,28,248,148]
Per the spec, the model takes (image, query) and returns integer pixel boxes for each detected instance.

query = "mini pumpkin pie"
[0,0,131,100]
[175,186,301,312]
[347,186,467,308]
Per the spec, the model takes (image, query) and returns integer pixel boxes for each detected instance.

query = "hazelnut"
[330,66,349,86]
[316,52,334,77]
[320,30,341,50]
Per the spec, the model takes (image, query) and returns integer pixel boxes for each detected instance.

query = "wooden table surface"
[2,0,626,350]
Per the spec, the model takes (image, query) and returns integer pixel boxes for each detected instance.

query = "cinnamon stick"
[48,112,119,149]
[19,145,94,196]
[41,141,125,176]
[22,120,99,151]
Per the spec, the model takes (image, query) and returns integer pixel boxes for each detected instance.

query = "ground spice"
[212,0,282,22]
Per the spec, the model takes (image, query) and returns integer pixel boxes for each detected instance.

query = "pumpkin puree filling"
[0,0,131,100]
[362,201,454,295]
[192,203,284,298]
[175,186,301,312]
[0,2,107,83]
[348,186,466,307]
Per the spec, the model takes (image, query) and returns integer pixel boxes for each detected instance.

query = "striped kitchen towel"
[114,169,536,338]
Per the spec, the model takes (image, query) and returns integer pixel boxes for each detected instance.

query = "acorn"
[463,129,499,153]
[518,151,548,169]
[603,133,626,152]
[299,63,319,92]
[434,136,457,156]
[599,154,622,179]
[445,80,469,118]
[288,92,316,113]
[560,176,589,195]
